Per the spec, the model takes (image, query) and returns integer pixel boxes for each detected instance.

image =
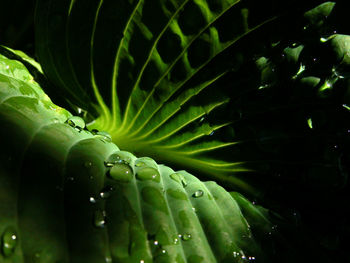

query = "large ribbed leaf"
[35,0,322,192]
[0,51,281,263]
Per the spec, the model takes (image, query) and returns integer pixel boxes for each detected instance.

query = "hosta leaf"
[0,49,281,262]
[35,0,319,192]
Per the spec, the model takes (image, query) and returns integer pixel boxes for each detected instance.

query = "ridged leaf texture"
[34,0,303,191]
[0,53,276,263]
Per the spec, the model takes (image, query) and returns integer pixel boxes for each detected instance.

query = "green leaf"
[35,0,293,192]
[0,50,276,262]
[304,1,335,28]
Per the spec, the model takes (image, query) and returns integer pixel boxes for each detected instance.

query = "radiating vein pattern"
[35,0,280,185]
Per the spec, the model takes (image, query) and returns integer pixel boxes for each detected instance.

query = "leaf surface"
[0,51,276,262]
[35,0,301,192]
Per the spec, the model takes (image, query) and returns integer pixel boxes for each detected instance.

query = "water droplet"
[5,65,9,69]
[307,118,313,129]
[104,153,122,167]
[66,116,85,129]
[136,167,160,182]
[1,228,17,257]
[109,163,133,182]
[91,129,99,135]
[140,260,145,263]
[75,127,83,132]
[169,173,187,187]
[135,161,146,167]
[170,173,181,183]
[100,186,114,199]
[181,233,191,241]
[105,256,112,262]
[93,210,107,228]
[89,197,96,203]
[95,131,112,142]
[192,190,204,198]
[174,237,179,245]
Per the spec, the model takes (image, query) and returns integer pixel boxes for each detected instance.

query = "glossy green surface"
[34,0,286,191]
[0,53,272,262]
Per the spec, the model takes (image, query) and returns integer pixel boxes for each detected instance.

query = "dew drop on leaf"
[169,173,182,183]
[99,186,114,199]
[135,160,146,167]
[94,131,112,142]
[104,153,122,167]
[93,210,107,228]
[108,163,133,182]
[169,173,187,187]
[91,129,99,135]
[89,197,96,203]
[1,228,17,257]
[66,116,85,129]
[136,167,160,182]
[181,233,191,241]
[192,190,204,198]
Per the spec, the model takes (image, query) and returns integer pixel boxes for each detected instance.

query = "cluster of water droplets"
[1,228,17,258]
[105,153,133,182]
[65,116,86,132]
[169,172,187,188]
